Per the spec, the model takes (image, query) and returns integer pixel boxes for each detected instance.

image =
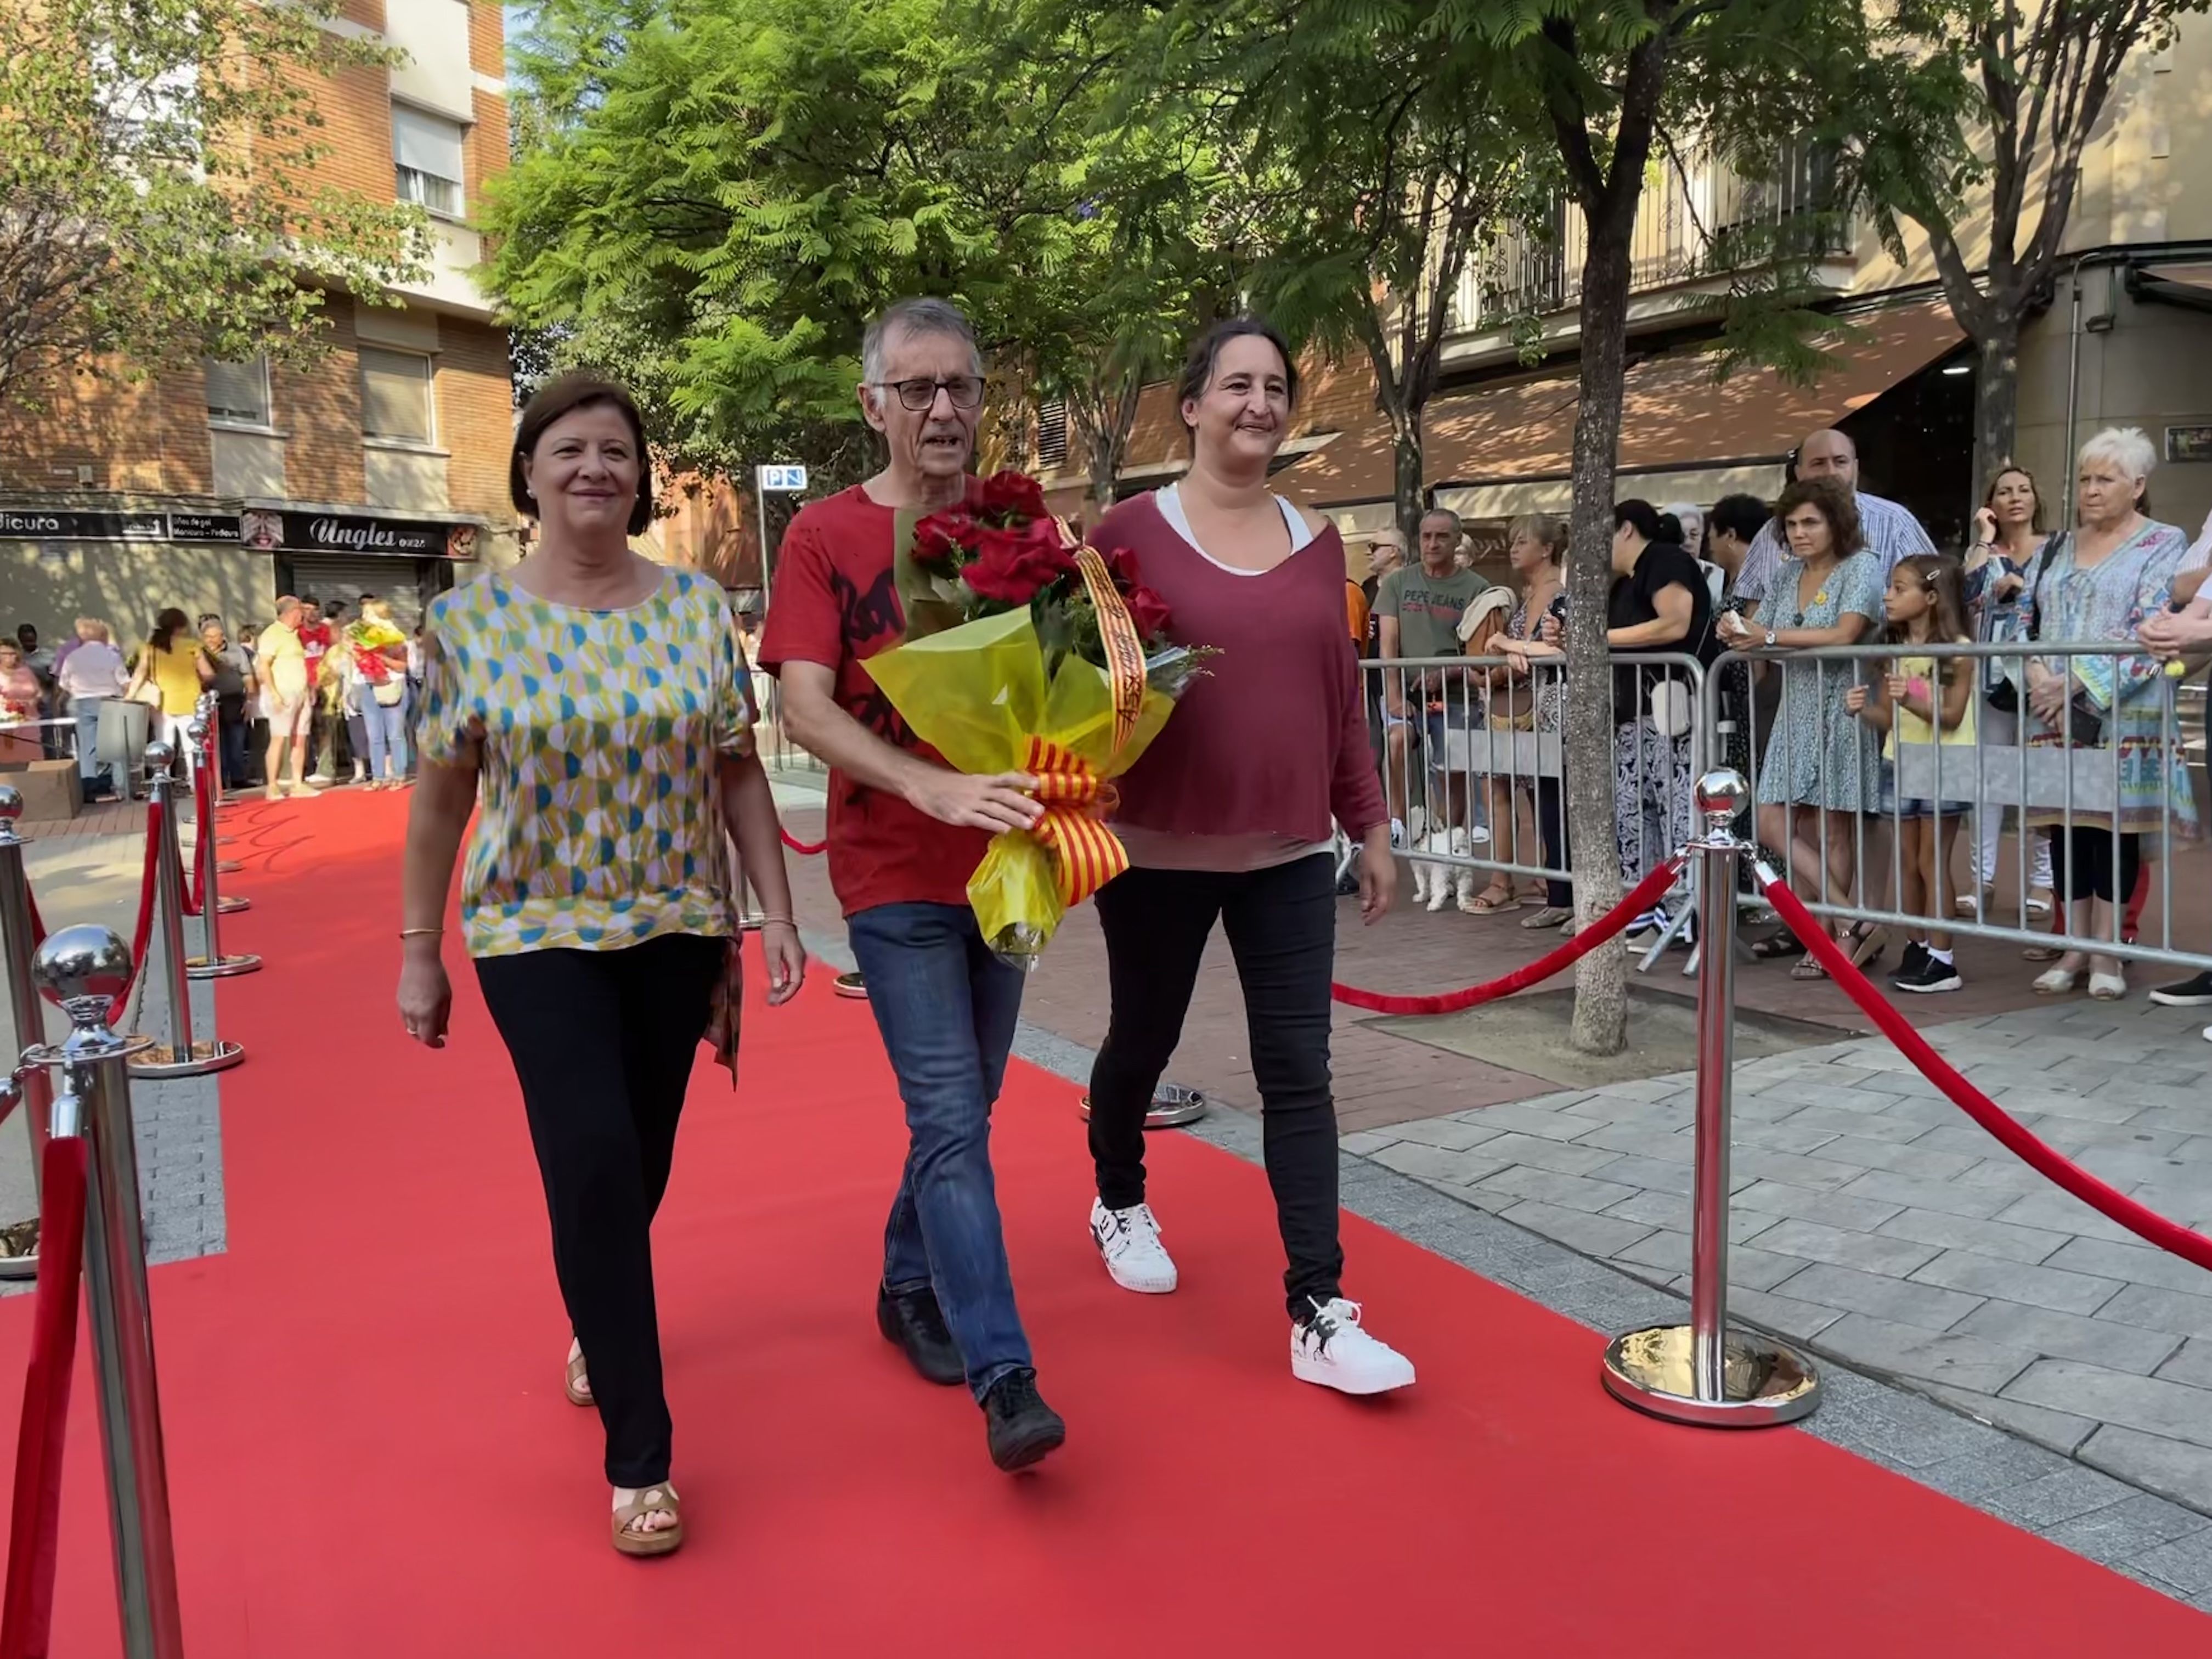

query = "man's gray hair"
[861,297,982,385]
[274,594,301,618]
[2079,424,2157,483]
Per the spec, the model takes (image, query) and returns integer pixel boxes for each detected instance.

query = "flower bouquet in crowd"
[865,470,1216,966]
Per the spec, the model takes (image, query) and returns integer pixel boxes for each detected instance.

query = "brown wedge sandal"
[611,1485,683,1558]
[566,1347,592,1408]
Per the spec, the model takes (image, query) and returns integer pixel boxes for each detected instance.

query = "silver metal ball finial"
[1694,768,1749,832]
[143,740,173,770]
[32,924,133,1033]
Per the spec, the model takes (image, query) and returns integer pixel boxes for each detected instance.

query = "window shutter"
[204,358,269,425]
[360,348,433,443]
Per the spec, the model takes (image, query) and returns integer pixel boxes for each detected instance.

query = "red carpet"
[5,790,2206,1654]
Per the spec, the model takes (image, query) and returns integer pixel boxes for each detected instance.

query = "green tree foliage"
[0,0,430,417]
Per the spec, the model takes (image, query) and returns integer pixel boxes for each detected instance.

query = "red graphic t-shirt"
[757,483,989,917]
[298,620,332,681]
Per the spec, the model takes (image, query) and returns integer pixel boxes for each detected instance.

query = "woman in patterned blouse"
[396,375,804,1556]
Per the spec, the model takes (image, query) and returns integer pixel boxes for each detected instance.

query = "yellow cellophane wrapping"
[860,608,1174,961]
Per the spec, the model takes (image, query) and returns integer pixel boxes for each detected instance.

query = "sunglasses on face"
[871,376,986,413]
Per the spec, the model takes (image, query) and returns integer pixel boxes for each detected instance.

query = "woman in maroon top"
[1082,319,1414,1395]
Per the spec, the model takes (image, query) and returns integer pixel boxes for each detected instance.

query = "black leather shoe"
[876,1282,964,1386]
[981,1368,1065,1472]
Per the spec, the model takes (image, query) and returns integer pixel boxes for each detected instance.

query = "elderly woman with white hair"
[2019,426,2197,1000]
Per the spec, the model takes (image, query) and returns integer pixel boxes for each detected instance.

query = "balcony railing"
[1448,144,1849,332]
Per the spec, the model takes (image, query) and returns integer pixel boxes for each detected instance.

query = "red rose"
[978,470,1049,522]
[1120,582,1173,642]
[961,522,1077,605]
[1097,542,1143,589]
[913,504,981,573]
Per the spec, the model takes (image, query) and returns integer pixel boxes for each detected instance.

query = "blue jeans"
[845,901,1031,1398]
[72,701,110,794]
[361,691,410,780]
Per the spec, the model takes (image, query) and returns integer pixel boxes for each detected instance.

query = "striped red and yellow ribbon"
[1023,735,1128,907]
[1068,531,1147,758]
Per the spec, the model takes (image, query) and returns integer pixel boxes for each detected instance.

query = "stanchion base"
[128,1038,245,1079]
[1078,1086,1208,1130]
[0,1215,38,1280]
[833,971,868,1001]
[1601,1325,1820,1427]
[216,859,242,874]
[185,952,261,979]
[217,895,250,914]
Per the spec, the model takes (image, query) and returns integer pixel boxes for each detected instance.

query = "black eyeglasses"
[870,375,986,412]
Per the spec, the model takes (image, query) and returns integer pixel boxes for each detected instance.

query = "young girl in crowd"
[1846,555,1976,993]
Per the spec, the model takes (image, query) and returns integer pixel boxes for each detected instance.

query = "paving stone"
[2074,1144,2212,1189]
[2002,1360,2212,1450]
[2156,1338,2212,1389]
[1773,1102,1930,1144]
[1953,1301,2183,1374]
[1367,1142,1508,1187]
[1472,1132,1628,1178]
[1951,1158,2055,1195]
[2131,1529,2212,1596]
[1990,1190,2158,1246]
[1906,1431,2077,1500]
[1984,1463,2146,1527]
[2100,1285,2212,1341]
[1874,1206,2072,1266]
[1593,1077,1692,1104]
[1925,1384,2100,1454]
[1567,1121,1695,1162]
[1469,1164,1642,1216]
[1731,1180,1905,1232]
[1491,1199,1657,1259]
[1838,1169,2018,1220]
[1816,1313,2039,1396]
[1444,1101,1592,1142]
[1726,1116,1856,1155]
[2079,1426,2212,1520]
[2131,1108,2212,1139]
[1770,1263,1985,1331]
[1808,1135,1984,1180]
[1910,1124,2034,1160]
[1602,1187,1768,1240]
[1703,1283,1846,1342]
[1749,1218,1942,1278]
[1908,1250,2126,1317]
[1728,1147,1868,1192]
[1338,1130,1401,1156]
[1589,1154,1699,1197]
[2042,1236,2212,1297]
[1607,1230,1806,1289]
[1799,1374,2001,1471]
[1383,1116,1510,1153]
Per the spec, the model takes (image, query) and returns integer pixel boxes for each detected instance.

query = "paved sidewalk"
[1341,995,2212,1514]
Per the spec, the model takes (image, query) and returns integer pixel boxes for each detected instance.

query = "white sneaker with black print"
[1089,1198,1178,1294]
[1291,1297,1415,1395]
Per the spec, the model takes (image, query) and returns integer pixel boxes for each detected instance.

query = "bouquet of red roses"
[865,470,1215,965]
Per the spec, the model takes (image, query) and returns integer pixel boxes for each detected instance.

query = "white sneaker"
[306,772,333,787]
[1090,1199,1178,1294]
[1291,1298,1415,1395]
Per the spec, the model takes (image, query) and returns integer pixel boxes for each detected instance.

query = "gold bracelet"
[759,915,798,929]
[399,927,443,939]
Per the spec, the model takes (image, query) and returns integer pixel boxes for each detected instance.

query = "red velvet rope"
[21,896,40,951]
[105,797,165,1029]
[1331,857,1685,1015]
[780,826,826,857]
[185,765,210,918]
[0,1134,88,1659]
[1757,870,2212,1273]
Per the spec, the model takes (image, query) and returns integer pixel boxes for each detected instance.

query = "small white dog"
[1407,825,1490,913]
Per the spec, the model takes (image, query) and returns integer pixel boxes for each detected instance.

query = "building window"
[392,104,466,220]
[1036,397,1069,469]
[360,347,436,445]
[204,356,272,427]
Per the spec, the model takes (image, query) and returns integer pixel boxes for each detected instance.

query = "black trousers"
[2048,827,2141,905]
[1535,775,1572,909]
[476,932,725,1487]
[1088,855,1344,1319]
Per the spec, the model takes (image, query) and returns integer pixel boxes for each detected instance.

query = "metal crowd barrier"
[1708,640,2212,973]
[1361,651,1708,968]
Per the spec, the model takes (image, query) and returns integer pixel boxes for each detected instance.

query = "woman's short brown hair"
[1506,514,1567,558]
[1773,475,1863,558]
[510,374,653,535]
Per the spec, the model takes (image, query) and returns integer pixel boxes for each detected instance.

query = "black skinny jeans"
[1535,775,1572,909]
[2048,826,2141,905]
[1088,855,1344,1319]
[475,932,725,1488]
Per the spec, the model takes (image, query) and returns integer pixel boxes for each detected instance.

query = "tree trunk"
[1392,407,1425,540]
[1564,208,1637,1056]
[1971,317,2022,507]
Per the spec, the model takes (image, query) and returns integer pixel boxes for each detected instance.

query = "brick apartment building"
[0,0,516,644]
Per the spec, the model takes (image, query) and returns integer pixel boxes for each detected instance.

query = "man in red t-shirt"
[758,297,1063,1472]
[296,597,337,782]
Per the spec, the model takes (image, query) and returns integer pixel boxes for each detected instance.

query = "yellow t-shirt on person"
[145,640,205,716]
[1884,645,1979,756]
[418,567,754,960]
[255,622,309,704]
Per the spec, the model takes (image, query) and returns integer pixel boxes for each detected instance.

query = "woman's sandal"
[1790,954,1829,981]
[1748,934,1800,961]
[566,1348,592,1408]
[1845,922,1886,970]
[611,1486,683,1558]
[1465,888,1520,915]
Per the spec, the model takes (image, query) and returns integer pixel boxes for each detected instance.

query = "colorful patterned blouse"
[420,567,753,960]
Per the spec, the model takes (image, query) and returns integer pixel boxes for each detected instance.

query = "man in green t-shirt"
[1376,509,1489,843]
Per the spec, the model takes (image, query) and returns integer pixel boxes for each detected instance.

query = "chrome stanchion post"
[182,718,258,979]
[20,925,182,1659]
[0,787,48,1278]
[131,742,241,1078]
[1601,769,1820,1426]
[195,695,247,889]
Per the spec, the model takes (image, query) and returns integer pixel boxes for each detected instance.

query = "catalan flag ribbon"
[1022,736,1129,906]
